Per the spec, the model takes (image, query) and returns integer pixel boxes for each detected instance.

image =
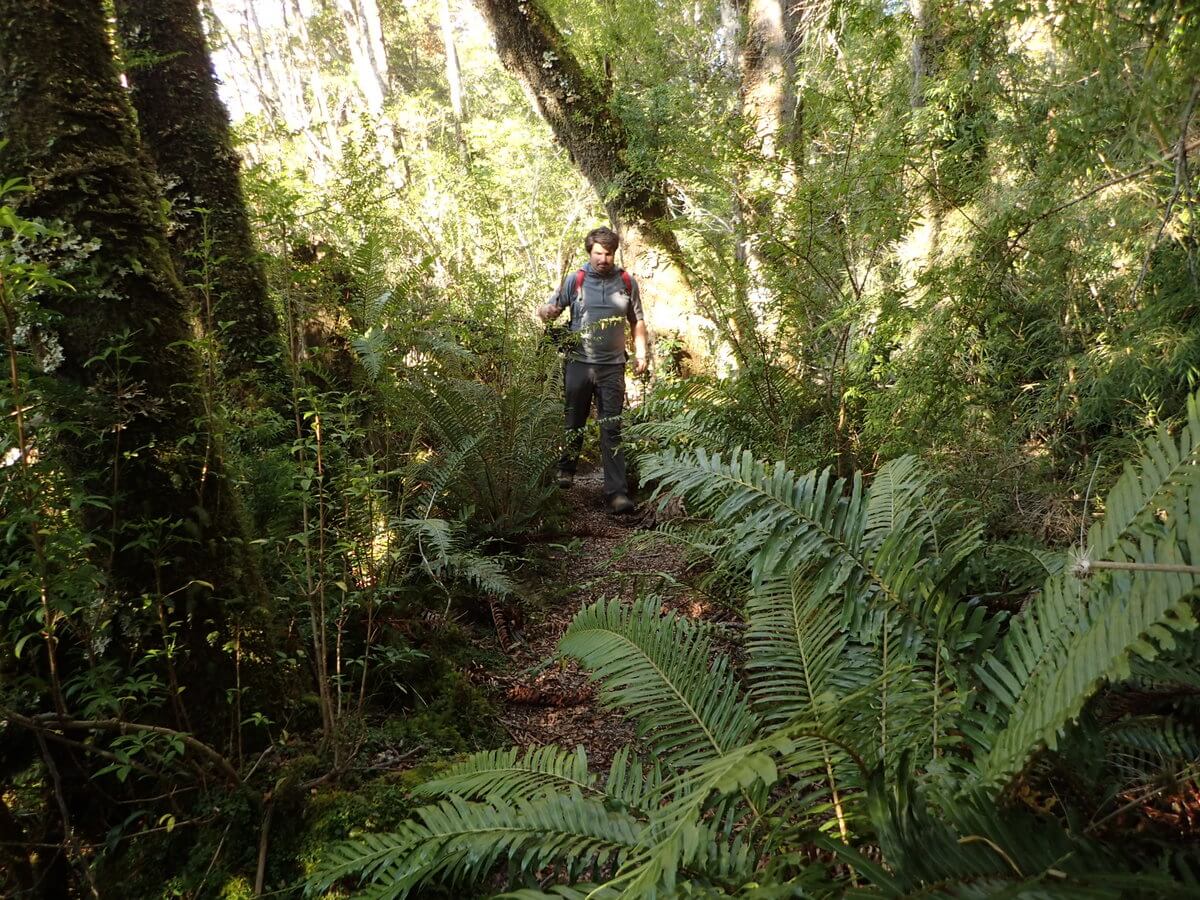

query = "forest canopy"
[1,0,1198,897]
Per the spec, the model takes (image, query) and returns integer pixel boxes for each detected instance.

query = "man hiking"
[537,226,648,514]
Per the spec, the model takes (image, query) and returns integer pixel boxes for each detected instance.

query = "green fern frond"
[993,541,1068,579]
[1104,716,1200,766]
[350,326,391,380]
[604,746,666,815]
[416,745,599,805]
[559,597,759,768]
[1127,627,1200,691]
[402,516,514,596]
[979,398,1200,729]
[641,449,987,655]
[744,571,845,728]
[606,733,792,898]
[306,794,642,899]
[495,887,618,900]
[830,762,1174,898]
[1092,394,1200,559]
[607,727,857,898]
[418,433,485,512]
[398,375,559,533]
[975,466,1200,786]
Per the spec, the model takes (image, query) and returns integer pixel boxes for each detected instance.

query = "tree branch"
[6,711,242,787]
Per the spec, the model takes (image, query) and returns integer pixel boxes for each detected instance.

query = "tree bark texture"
[741,0,799,162]
[334,0,405,185]
[0,0,265,658]
[725,0,800,355]
[115,0,285,404]
[470,0,681,250]
[440,0,468,157]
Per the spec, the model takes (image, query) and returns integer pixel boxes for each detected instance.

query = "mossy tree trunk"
[0,0,265,700]
[115,0,286,408]
[471,0,679,247]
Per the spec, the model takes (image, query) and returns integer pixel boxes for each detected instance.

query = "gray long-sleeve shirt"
[548,263,644,365]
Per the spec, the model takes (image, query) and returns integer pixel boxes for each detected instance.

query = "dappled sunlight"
[2,0,1197,896]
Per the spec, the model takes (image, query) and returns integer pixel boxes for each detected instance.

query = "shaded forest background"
[1,0,1198,897]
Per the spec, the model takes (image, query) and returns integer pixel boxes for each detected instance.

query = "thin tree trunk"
[335,0,404,185]
[0,0,266,713]
[115,0,287,407]
[440,0,469,159]
[742,0,793,160]
[909,0,944,257]
[287,0,340,155]
[733,0,798,362]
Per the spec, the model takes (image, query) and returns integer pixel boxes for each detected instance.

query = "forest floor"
[482,464,720,771]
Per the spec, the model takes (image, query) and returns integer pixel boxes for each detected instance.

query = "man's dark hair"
[584,226,620,254]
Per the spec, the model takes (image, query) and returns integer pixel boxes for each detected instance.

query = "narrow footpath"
[485,465,709,770]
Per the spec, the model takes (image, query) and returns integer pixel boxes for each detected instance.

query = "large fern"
[971,397,1200,787]
[558,597,759,768]
[306,794,643,899]
[308,398,1200,898]
[638,450,988,657]
[399,375,560,535]
[815,763,1182,899]
[415,745,663,817]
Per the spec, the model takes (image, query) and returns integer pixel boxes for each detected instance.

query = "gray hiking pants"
[559,360,629,497]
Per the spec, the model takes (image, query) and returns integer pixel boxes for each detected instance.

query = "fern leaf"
[836,764,1173,898]
[350,326,391,380]
[306,795,642,899]
[1091,393,1200,559]
[641,449,985,655]
[977,473,1200,786]
[416,745,598,805]
[559,597,759,768]
[744,571,846,728]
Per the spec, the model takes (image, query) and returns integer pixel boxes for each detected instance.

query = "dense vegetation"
[1,0,1197,897]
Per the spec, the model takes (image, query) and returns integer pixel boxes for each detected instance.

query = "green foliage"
[400,372,562,537]
[560,598,758,768]
[310,395,1200,897]
[971,396,1200,786]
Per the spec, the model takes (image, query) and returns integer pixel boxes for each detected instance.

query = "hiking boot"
[556,470,574,489]
[608,493,636,515]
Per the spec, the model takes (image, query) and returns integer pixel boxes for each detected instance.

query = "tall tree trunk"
[334,0,405,186]
[115,0,286,408]
[285,0,341,158]
[0,0,265,699]
[742,0,797,163]
[733,0,799,350]
[440,0,468,158]
[908,0,944,258]
[470,0,698,345]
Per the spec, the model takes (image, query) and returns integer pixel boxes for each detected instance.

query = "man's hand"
[537,302,562,322]
[633,320,649,375]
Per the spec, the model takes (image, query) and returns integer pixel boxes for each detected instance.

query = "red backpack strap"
[574,268,632,298]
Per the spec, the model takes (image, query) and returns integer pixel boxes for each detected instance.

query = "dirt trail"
[489,467,697,770]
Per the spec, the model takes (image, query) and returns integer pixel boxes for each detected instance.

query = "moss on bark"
[0,0,266,690]
[115,0,286,407]
[471,0,682,253]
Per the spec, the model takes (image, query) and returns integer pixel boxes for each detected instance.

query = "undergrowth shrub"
[308,392,1200,898]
